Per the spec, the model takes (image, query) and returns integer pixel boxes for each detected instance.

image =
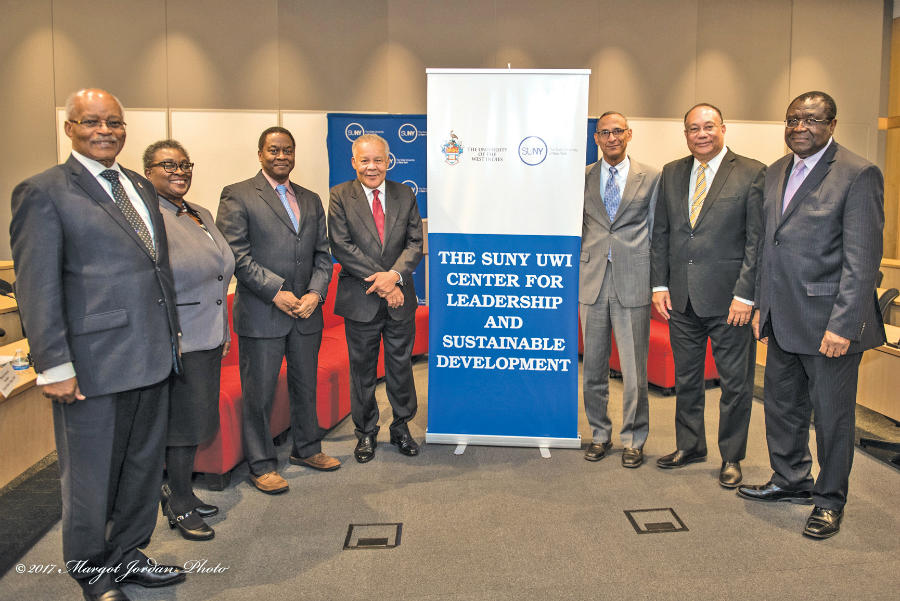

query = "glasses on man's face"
[150,160,194,173]
[784,117,832,129]
[597,128,627,140]
[685,123,720,136]
[68,118,126,130]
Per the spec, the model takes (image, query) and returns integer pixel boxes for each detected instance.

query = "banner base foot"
[426,432,581,449]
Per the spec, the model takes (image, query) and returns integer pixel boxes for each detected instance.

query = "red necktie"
[372,189,385,242]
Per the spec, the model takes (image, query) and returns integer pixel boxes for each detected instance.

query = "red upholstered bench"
[578,305,719,396]
[195,262,429,489]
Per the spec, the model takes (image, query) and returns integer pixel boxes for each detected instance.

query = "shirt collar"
[601,156,629,177]
[71,149,122,177]
[261,169,291,192]
[360,180,386,198]
[692,145,728,174]
[792,137,833,172]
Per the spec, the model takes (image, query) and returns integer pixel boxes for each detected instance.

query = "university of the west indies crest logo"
[441,131,463,165]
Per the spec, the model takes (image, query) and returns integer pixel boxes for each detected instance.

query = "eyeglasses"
[149,160,194,173]
[67,118,126,130]
[784,117,832,129]
[597,128,628,140]
[685,123,721,136]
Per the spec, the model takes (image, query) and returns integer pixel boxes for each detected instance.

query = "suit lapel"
[348,181,383,249]
[675,157,693,226]
[67,157,156,259]
[291,182,309,235]
[693,150,735,228]
[254,172,296,233]
[615,160,644,222]
[382,182,400,246]
[778,143,837,226]
[583,162,610,226]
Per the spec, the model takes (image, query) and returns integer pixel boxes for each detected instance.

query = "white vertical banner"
[426,69,589,448]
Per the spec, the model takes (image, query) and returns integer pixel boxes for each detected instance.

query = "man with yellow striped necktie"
[649,103,766,489]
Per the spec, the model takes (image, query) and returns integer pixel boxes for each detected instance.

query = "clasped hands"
[274,290,320,319]
[365,271,404,309]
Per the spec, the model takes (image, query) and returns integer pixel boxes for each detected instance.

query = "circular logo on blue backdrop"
[398,123,418,143]
[518,136,547,166]
[388,153,397,170]
[402,179,419,195]
[344,122,365,141]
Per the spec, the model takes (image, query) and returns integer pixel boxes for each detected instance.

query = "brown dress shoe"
[290,452,341,471]
[622,447,643,468]
[248,471,289,494]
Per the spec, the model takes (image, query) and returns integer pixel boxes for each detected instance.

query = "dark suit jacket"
[9,155,180,397]
[328,179,424,322]
[756,142,885,355]
[580,157,660,307]
[650,149,765,317]
[216,171,332,338]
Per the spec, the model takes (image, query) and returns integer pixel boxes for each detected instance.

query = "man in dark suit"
[10,88,184,601]
[580,112,660,468]
[217,126,339,496]
[328,133,424,463]
[739,91,885,539]
[650,103,765,488]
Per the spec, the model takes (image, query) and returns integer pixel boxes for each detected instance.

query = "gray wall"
[0,0,890,259]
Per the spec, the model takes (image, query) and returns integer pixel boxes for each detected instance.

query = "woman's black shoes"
[163,501,215,541]
[161,483,219,517]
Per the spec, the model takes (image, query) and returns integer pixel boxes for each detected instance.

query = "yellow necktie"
[689,163,708,227]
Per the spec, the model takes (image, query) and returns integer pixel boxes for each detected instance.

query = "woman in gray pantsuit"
[144,140,235,541]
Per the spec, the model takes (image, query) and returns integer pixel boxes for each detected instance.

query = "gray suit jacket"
[650,149,765,317]
[160,198,235,353]
[328,179,424,322]
[580,157,660,307]
[756,142,885,355]
[9,155,181,397]
[216,171,332,338]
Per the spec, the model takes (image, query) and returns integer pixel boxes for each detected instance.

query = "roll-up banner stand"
[426,69,590,448]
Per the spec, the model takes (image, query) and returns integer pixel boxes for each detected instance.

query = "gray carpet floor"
[1,360,898,601]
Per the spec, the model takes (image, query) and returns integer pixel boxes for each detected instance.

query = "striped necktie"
[689,163,708,228]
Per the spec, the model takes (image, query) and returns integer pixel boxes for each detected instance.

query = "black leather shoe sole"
[736,487,813,504]
[119,568,186,588]
[390,439,419,456]
[656,453,707,469]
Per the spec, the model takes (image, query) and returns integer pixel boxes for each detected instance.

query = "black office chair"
[858,284,900,467]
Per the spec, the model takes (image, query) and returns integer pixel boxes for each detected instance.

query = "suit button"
[217,275,224,281]
[689,233,694,239]
[157,298,165,305]
[774,240,780,246]
[296,259,302,264]
[217,299,223,305]
[688,260,694,264]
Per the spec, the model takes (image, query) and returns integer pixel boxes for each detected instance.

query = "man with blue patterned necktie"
[580,112,660,468]
[217,127,340,496]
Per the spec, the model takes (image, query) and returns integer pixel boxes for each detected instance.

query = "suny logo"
[398,123,419,143]
[344,122,365,142]
[518,136,547,166]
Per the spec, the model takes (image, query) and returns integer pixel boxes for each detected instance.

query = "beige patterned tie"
[100,169,157,260]
[689,163,708,228]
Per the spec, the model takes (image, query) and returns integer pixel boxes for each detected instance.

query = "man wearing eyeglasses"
[738,91,885,539]
[216,127,340,496]
[580,112,660,467]
[650,103,765,488]
[10,88,185,600]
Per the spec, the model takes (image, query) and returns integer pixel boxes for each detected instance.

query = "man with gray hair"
[11,88,185,600]
[329,133,424,463]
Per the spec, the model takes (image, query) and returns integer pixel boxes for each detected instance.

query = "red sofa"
[578,305,719,395]
[195,263,429,489]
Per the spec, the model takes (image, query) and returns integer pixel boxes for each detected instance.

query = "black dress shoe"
[621,447,643,468]
[736,480,813,504]
[163,502,215,541]
[656,449,707,468]
[584,441,612,461]
[161,483,219,518]
[83,589,130,601]
[803,506,843,539]
[390,432,420,456]
[118,563,186,588]
[354,435,377,463]
[719,461,742,488]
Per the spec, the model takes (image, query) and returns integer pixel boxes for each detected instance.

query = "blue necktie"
[276,184,299,232]
[604,166,621,221]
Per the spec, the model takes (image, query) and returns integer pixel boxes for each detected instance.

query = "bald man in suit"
[580,111,660,468]
[739,91,885,539]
